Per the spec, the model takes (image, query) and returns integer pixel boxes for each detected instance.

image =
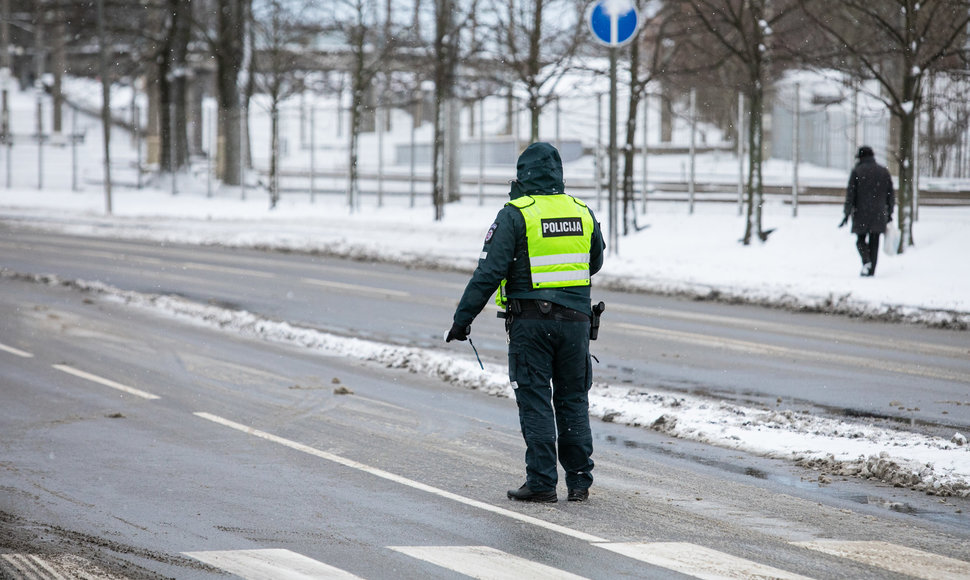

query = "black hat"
[856,146,874,159]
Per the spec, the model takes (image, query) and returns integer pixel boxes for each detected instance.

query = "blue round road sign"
[588,0,640,47]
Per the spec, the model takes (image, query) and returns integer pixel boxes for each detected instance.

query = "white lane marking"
[47,249,274,279]
[302,277,410,298]
[0,342,33,358]
[183,549,363,580]
[390,545,589,580]
[793,540,970,580]
[611,302,968,359]
[616,322,969,383]
[596,542,814,580]
[52,364,160,400]
[182,261,275,278]
[194,412,607,544]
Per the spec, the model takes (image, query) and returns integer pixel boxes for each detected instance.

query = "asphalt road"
[2,224,970,578]
[3,226,969,432]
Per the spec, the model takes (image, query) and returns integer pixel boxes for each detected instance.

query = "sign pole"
[588,0,640,256]
[609,46,619,255]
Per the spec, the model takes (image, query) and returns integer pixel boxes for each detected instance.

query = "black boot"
[507,484,557,503]
[567,488,589,502]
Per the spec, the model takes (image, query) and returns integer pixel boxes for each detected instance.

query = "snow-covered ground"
[4,185,967,326]
[2,85,969,497]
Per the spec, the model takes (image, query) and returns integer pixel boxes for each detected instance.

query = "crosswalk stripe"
[173,541,970,580]
[389,546,588,580]
[793,540,970,580]
[0,553,120,580]
[595,542,814,580]
[183,549,363,580]
[24,554,70,580]
[1,554,64,580]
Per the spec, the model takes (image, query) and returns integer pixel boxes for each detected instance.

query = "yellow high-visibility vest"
[495,194,593,306]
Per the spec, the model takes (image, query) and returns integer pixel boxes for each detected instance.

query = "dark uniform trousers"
[507,307,594,492]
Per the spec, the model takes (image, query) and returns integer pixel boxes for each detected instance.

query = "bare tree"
[327,0,398,213]
[486,0,589,142]
[802,0,970,253]
[621,0,684,234]
[96,0,112,213]
[429,0,484,218]
[206,0,249,186]
[676,0,803,245]
[251,0,317,209]
[924,73,970,178]
[158,0,192,174]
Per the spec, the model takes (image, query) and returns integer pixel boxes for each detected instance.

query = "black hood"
[510,142,565,198]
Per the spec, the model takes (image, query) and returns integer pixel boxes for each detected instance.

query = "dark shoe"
[567,488,589,502]
[507,484,557,503]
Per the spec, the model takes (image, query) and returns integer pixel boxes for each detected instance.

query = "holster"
[590,301,605,340]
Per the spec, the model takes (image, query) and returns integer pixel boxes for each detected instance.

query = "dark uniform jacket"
[454,143,606,329]
[844,155,895,235]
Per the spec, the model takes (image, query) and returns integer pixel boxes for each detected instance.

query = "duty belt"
[512,299,590,322]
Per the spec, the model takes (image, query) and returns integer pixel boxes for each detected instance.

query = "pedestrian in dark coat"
[840,146,895,276]
[445,142,606,503]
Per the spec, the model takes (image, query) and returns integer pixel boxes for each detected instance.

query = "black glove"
[445,322,470,342]
[838,216,848,228]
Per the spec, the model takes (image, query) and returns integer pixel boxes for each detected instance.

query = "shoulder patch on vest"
[484,222,498,243]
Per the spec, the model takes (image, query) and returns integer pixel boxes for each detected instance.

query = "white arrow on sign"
[588,0,640,47]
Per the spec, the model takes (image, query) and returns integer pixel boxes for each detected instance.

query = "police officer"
[445,142,606,503]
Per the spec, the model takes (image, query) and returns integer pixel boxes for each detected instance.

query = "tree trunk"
[432,84,446,220]
[528,0,542,142]
[158,56,173,172]
[432,0,454,220]
[895,110,917,254]
[529,91,541,143]
[242,0,254,170]
[270,104,279,209]
[51,16,65,134]
[660,90,673,143]
[742,80,766,245]
[216,0,246,186]
[622,97,639,236]
[622,36,643,236]
[504,90,514,136]
[171,0,191,170]
[346,12,368,213]
[348,89,362,211]
[96,0,112,214]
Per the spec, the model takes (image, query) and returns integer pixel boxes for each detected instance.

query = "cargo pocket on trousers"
[508,350,521,390]
[584,353,592,392]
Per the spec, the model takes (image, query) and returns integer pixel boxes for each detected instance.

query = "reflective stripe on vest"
[508,194,594,289]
